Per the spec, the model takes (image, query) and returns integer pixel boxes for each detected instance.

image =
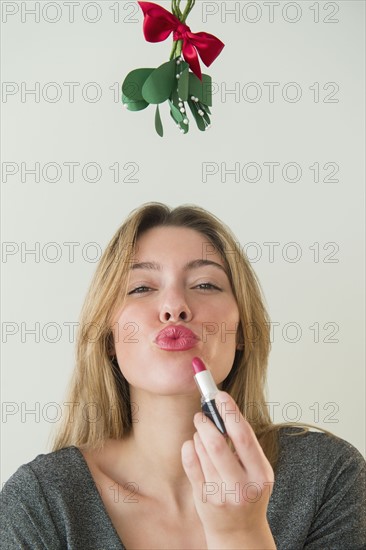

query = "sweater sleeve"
[304,437,366,549]
[0,464,62,550]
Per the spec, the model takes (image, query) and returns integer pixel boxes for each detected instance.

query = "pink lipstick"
[192,357,227,435]
[155,326,198,351]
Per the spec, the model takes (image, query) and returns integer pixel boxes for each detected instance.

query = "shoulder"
[1,446,92,524]
[277,427,365,469]
[1,447,89,515]
[1,447,84,548]
[1,447,125,549]
[275,427,365,499]
[2,446,86,498]
[269,428,366,548]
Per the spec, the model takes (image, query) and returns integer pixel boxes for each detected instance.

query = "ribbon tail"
[183,41,202,80]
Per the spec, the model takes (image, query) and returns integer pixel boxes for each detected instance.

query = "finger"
[193,431,221,485]
[181,439,205,492]
[215,391,274,480]
[193,411,244,485]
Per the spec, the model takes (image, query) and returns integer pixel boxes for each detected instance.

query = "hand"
[181,391,276,549]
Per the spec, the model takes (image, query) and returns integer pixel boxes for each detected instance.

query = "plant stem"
[181,0,195,23]
[169,41,177,60]
[176,0,182,18]
[169,39,183,60]
[170,0,195,59]
[175,40,183,57]
[172,0,182,19]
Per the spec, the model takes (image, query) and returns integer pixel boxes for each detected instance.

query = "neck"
[123,389,201,508]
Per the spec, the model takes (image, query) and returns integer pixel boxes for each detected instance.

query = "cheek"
[227,301,240,323]
[215,301,240,340]
[112,306,146,350]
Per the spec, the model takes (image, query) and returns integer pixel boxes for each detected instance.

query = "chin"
[129,375,198,397]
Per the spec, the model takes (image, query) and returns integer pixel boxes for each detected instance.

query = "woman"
[1,202,365,549]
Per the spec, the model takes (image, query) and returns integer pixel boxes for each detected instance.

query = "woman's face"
[112,226,240,396]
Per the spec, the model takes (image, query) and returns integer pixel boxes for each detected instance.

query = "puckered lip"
[154,325,199,343]
[154,325,199,352]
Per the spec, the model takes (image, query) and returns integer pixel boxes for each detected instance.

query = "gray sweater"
[1,428,365,550]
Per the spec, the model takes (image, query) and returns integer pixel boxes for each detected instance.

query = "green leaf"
[124,100,150,112]
[122,93,149,111]
[122,68,154,102]
[178,67,189,101]
[142,60,177,104]
[168,100,184,123]
[201,75,213,106]
[202,110,211,125]
[171,88,180,107]
[170,112,189,134]
[155,105,163,137]
[188,99,205,131]
[188,73,212,106]
[179,121,189,134]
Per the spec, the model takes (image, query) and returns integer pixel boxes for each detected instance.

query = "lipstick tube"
[192,357,227,436]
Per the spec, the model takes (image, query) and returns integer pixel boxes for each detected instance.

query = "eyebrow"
[130,259,227,274]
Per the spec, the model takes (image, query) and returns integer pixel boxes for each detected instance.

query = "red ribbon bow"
[138,1,225,80]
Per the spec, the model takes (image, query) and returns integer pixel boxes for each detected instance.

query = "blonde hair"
[51,202,335,468]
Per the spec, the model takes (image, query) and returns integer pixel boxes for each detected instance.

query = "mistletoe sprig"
[121,1,225,136]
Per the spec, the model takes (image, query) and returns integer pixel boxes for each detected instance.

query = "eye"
[128,286,153,294]
[194,283,222,291]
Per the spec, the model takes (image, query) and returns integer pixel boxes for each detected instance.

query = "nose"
[159,288,192,323]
